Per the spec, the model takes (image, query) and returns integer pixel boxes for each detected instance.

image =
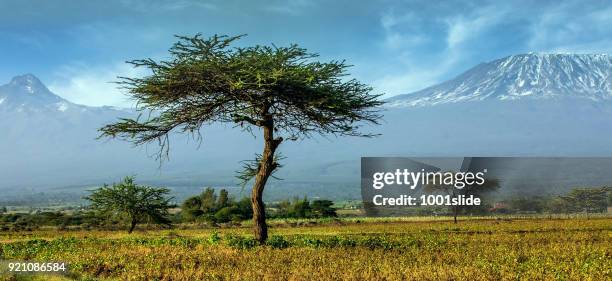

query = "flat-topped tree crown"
[99,34,384,243]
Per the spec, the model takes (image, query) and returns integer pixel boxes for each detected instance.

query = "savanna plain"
[0,217,610,281]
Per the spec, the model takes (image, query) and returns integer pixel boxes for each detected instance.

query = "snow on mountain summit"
[8,74,48,93]
[386,53,612,107]
[0,74,75,112]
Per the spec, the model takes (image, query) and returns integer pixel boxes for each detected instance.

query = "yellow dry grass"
[1,217,610,280]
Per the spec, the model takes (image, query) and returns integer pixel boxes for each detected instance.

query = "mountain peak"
[8,74,48,94]
[387,53,612,107]
[0,74,70,110]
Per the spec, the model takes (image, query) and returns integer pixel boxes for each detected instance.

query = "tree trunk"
[451,190,458,224]
[251,119,282,244]
[128,219,137,234]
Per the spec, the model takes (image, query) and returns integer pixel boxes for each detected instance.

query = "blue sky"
[1,0,611,107]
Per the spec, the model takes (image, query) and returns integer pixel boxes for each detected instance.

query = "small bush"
[225,234,257,250]
[338,237,358,247]
[300,236,324,248]
[360,236,397,250]
[266,235,290,249]
[208,231,222,245]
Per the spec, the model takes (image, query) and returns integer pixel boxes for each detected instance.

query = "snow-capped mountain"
[387,53,612,107]
[0,74,77,112]
[2,55,612,204]
[0,75,263,200]
[0,75,145,189]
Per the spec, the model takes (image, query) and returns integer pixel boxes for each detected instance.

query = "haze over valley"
[2,53,612,205]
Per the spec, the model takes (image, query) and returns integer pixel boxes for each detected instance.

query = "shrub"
[360,236,397,250]
[208,231,222,245]
[300,236,324,248]
[225,234,258,250]
[214,206,237,223]
[266,235,290,249]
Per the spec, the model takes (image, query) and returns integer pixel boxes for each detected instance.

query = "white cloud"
[264,0,313,15]
[446,4,511,51]
[48,62,149,107]
[380,11,428,50]
[373,3,513,97]
[372,68,446,98]
[527,4,612,53]
[120,0,217,12]
[159,1,217,11]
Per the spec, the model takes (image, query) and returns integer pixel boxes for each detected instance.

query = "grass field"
[0,217,610,280]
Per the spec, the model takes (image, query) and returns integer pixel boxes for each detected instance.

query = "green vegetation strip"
[0,218,610,280]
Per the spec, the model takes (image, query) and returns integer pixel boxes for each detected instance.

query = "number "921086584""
[7,262,66,273]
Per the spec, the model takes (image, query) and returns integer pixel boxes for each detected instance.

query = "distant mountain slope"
[386,53,612,107]
[2,52,612,204]
[0,74,67,107]
[0,75,279,200]
[0,74,143,188]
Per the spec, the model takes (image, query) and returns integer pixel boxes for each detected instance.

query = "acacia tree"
[99,34,383,243]
[562,187,608,214]
[424,172,499,223]
[86,176,173,233]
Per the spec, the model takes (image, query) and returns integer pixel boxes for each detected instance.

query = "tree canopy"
[424,172,500,223]
[100,34,383,159]
[85,176,174,233]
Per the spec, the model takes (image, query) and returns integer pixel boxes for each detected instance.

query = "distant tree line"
[372,186,611,218]
[181,188,338,224]
[181,188,253,224]
[0,210,98,231]
[0,177,338,233]
[268,197,337,219]
[496,187,610,214]
[1,179,608,232]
